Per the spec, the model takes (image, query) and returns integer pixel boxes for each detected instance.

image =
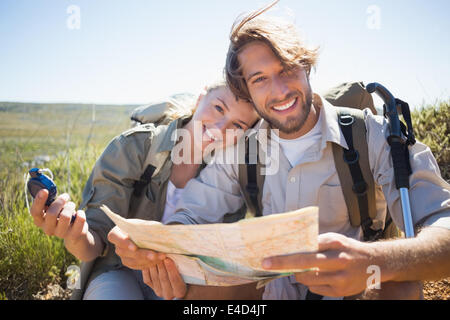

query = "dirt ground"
[33,278,450,300]
[423,278,450,300]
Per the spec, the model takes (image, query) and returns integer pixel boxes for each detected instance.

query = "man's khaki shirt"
[166,94,450,299]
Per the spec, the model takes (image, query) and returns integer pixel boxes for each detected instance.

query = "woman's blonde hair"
[163,81,228,122]
[225,0,319,102]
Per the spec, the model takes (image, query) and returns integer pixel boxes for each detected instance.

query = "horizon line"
[0,99,144,106]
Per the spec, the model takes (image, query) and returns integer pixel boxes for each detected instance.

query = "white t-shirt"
[161,180,184,224]
[272,109,323,168]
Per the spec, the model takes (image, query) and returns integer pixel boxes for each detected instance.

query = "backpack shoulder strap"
[133,124,171,197]
[239,132,265,217]
[332,107,380,241]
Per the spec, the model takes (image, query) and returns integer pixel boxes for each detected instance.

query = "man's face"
[238,41,313,136]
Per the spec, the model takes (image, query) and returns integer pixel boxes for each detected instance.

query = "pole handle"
[366,83,403,138]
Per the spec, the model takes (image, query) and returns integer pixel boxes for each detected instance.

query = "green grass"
[0,102,135,299]
[412,100,450,181]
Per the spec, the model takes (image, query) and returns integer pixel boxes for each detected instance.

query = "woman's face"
[191,86,259,151]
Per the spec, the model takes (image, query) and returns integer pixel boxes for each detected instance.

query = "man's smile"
[271,97,298,114]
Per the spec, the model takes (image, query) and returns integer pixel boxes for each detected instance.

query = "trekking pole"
[366,83,415,238]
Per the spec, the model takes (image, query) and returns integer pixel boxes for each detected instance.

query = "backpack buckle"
[352,180,368,196]
[339,114,355,126]
[361,218,385,241]
[343,149,359,165]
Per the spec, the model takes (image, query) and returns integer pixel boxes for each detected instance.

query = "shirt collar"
[155,116,191,153]
[316,94,348,150]
[252,93,348,150]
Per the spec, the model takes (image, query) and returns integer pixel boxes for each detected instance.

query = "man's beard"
[255,88,313,135]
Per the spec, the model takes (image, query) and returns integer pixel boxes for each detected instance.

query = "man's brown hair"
[225,1,319,102]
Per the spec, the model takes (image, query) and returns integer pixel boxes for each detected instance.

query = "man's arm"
[261,226,450,298]
[166,159,245,225]
[373,226,450,282]
[260,112,450,298]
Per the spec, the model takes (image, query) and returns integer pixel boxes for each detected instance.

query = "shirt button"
[289,177,296,183]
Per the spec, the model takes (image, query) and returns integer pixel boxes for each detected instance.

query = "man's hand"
[30,189,88,244]
[107,226,166,270]
[262,232,377,297]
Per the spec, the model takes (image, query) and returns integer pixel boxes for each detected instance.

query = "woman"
[30,81,259,299]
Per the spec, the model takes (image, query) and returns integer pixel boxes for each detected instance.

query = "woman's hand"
[30,189,102,261]
[107,226,187,299]
[142,258,187,300]
[107,226,167,270]
[30,189,88,243]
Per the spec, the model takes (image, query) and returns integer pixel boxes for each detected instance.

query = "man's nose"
[270,75,290,100]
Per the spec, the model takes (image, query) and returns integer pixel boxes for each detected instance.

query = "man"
[109,6,450,300]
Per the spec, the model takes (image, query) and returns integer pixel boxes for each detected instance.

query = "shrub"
[0,145,101,299]
[412,100,450,181]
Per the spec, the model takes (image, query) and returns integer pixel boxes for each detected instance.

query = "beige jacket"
[72,116,246,299]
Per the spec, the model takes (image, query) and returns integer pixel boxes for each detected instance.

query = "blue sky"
[0,0,449,108]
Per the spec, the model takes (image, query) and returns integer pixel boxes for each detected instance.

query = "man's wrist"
[367,240,397,283]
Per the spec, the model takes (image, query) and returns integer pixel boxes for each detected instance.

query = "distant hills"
[0,101,140,113]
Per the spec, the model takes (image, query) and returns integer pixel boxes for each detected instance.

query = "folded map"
[101,205,318,287]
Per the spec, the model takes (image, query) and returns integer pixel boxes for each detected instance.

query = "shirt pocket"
[316,184,350,233]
